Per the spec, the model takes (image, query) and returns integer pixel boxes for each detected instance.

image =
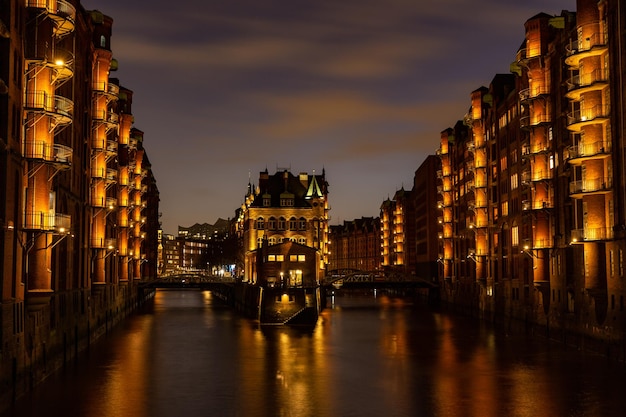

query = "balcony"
[22,141,72,169]
[565,68,609,99]
[533,238,553,249]
[528,142,550,155]
[90,237,117,249]
[92,81,120,101]
[91,196,117,209]
[519,85,550,103]
[24,90,74,127]
[27,0,76,38]
[566,140,611,164]
[516,45,541,64]
[531,170,552,182]
[23,211,71,233]
[565,30,608,68]
[92,109,119,129]
[570,227,614,243]
[50,48,75,85]
[520,113,551,130]
[106,139,118,156]
[567,104,610,131]
[91,166,105,179]
[128,137,139,150]
[569,177,611,197]
[105,168,118,183]
[522,199,553,211]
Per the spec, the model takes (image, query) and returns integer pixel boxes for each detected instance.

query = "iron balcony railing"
[23,211,70,232]
[569,177,611,195]
[571,227,613,242]
[22,141,72,167]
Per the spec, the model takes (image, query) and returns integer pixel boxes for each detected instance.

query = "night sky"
[81,0,574,234]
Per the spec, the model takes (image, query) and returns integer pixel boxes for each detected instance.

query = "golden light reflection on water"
[7,290,626,417]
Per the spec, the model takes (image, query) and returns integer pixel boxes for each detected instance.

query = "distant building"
[236,168,329,284]
[328,217,381,272]
[178,218,230,239]
[162,234,183,275]
[380,156,440,279]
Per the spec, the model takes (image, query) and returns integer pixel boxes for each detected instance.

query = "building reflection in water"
[5,290,626,417]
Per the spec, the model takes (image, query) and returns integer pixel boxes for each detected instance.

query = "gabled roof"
[250,169,327,208]
[305,174,324,199]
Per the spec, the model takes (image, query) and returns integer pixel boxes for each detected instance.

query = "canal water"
[3,289,626,417]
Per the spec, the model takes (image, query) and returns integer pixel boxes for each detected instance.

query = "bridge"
[139,273,236,289]
[141,270,438,291]
[321,269,438,290]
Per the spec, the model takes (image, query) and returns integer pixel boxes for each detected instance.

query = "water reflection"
[3,290,626,417]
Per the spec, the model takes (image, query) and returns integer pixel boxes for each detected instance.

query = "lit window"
[511,225,519,247]
[276,255,284,262]
[298,255,305,262]
[268,255,276,261]
[290,255,298,262]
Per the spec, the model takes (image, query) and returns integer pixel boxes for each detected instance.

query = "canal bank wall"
[0,283,155,414]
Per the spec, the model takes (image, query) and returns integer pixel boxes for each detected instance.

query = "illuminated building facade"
[438,0,626,348]
[328,217,381,272]
[380,155,440,280]
[236,168,329,284]
[0,0,159,406]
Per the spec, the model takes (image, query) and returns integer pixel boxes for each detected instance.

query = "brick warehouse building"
[437,0,626,355]
[0,0,160,407]
[328,217,381,273]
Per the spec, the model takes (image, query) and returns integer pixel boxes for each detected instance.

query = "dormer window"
[263,196,271,207]
[280,191,294,207]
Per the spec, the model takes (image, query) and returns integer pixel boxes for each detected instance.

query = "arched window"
[299,217,307,230]
[278,217,286,230]
[256,217,265,229]
[268,217,276,230]
[289,217,297,230]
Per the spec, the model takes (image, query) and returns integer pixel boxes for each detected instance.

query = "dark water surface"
[4,290,626,417]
